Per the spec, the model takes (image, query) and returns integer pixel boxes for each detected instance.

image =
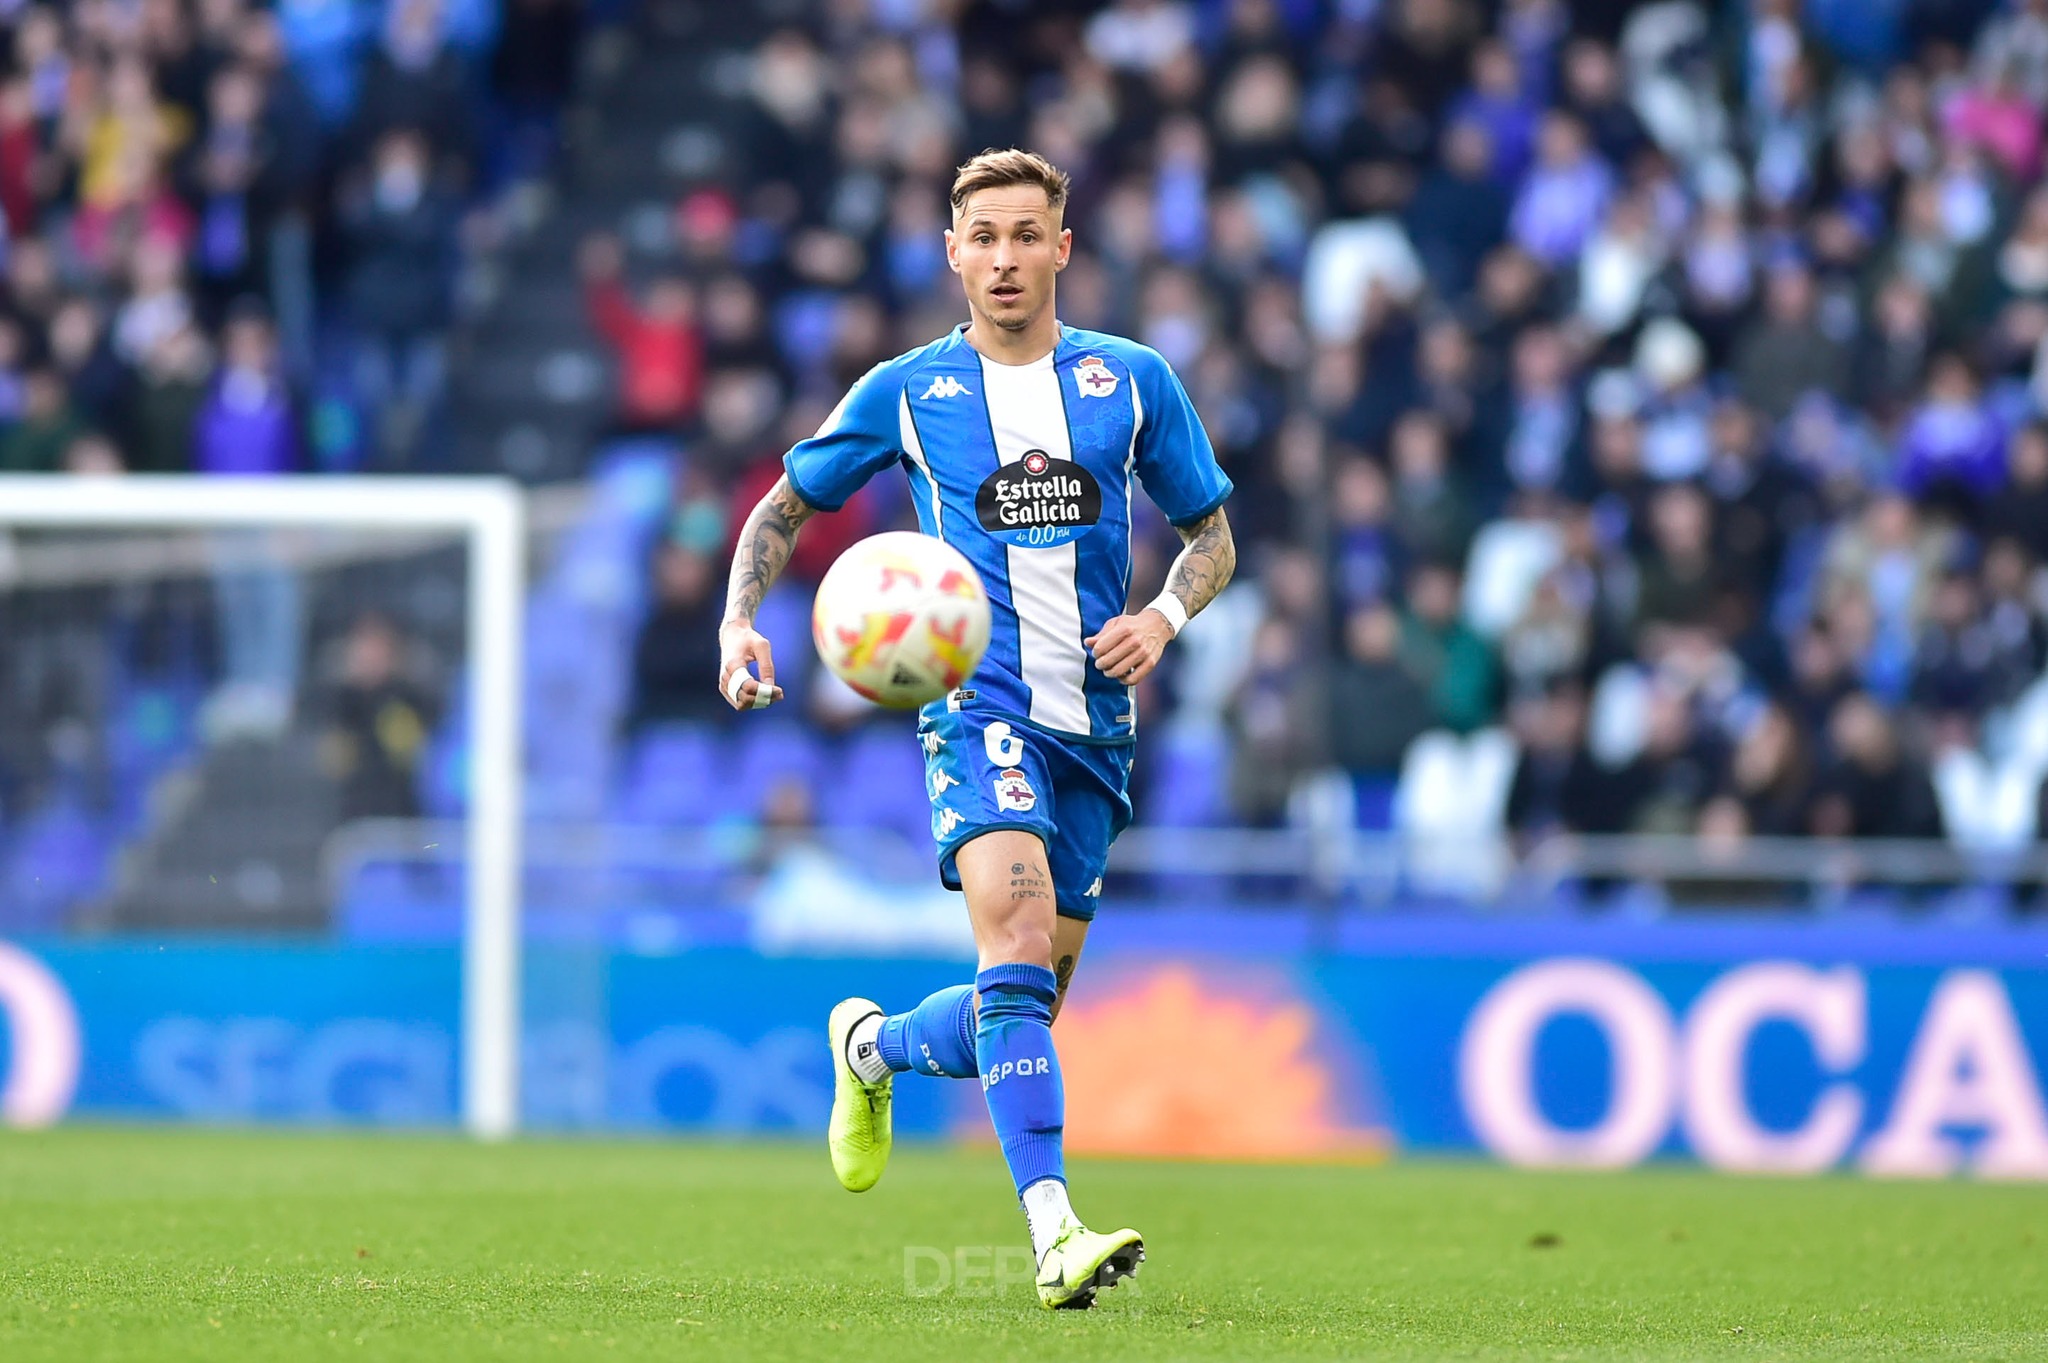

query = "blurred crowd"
[12,0,2048,855]
[0,0,579,480]
[609,0,2048,851]
[0,0,582,762]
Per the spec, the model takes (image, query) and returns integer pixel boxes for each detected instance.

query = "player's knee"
[980,922,1052,970]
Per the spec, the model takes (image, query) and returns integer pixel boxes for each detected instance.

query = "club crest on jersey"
[1073,355,1119,398]
[920,375,972,400]
[974,449,1103,549]
[992,767,1038,812]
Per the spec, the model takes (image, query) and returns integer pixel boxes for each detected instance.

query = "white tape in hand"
[727,665,775,709]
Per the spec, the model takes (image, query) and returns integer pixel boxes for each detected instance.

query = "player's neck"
[963,311,1060,367]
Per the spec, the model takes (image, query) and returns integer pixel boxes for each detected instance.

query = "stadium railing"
[325,818,2048,926]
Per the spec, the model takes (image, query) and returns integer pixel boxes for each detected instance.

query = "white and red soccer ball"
[812,532,991,708]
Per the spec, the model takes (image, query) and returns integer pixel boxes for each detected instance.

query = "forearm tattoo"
[724,476,816,625]
[1165,507,1236,620]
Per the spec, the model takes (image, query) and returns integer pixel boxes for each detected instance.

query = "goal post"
[0,475,526,1139]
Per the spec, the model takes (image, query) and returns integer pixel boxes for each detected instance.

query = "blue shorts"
[918,708,1134,921]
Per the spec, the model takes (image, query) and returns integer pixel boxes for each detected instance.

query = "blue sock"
[974,963,1065,1195]
[876,983,978,1078]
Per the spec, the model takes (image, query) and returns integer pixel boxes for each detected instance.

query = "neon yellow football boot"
[1035,1223,1145,1310]
[826,997,892,1192]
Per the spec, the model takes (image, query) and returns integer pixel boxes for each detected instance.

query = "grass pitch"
[1,1129,2043,1362]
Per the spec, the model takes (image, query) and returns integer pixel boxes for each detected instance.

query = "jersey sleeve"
[782,364,901,512]
[1132,350,1233,527]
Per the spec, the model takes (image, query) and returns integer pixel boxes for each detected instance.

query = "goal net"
[0,476,523,1137]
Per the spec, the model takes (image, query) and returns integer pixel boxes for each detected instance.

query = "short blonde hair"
[950,148,1070,222]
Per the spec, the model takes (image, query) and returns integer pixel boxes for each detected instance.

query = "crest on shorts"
[1073,355,1119,398]
[992,767,1038,813]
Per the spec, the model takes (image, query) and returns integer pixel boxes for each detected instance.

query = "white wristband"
[1146,591,1189,637]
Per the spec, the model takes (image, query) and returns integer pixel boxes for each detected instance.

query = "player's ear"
[944,227,960,274]
[1055,226,1071,271]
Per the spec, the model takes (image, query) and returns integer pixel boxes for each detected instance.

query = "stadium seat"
[730,722,822,820]
[0,801,111,934]
[1352,775,1398,832]
[618,724,727,826]
[1144,727,1231,827]
[817,721,928,848]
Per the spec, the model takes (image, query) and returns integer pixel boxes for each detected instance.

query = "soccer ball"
[812,532,991,708]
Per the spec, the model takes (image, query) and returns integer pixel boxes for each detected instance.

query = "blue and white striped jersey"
[784,323,1232,744]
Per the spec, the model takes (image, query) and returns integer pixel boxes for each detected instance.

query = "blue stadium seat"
[1145,728,1230,827]
[0,801,110,934]
[618,723,726,826]
[730,721,822,819]
[818,721,929,848]
[1352,775,1398,832]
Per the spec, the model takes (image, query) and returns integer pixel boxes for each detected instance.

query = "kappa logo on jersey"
[921,730,945,755]
[1073,355,1119,398]
[992,767,1038,812]
[920,375,973,400]
[974,449,1103,549]
[936,807,965,838]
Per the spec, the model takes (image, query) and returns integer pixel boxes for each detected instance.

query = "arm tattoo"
[724,476,817,626]
[1164,507,1236,621]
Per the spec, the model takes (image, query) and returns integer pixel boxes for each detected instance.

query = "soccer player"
[716,149,1235,1309]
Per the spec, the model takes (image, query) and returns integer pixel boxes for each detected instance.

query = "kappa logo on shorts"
[920,375,972,400]
[930,769,959,798]
[992,767,1037,813]
[1073,355,1119,398]
[1085,877,1103,898]
[936,808,965,837]
[921,731,945,755]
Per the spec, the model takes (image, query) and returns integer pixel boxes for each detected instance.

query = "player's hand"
[1085,609,1175,687]
[718,620,784,711]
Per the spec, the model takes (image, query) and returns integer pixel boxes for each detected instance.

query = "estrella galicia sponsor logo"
[974,449,1102,548]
